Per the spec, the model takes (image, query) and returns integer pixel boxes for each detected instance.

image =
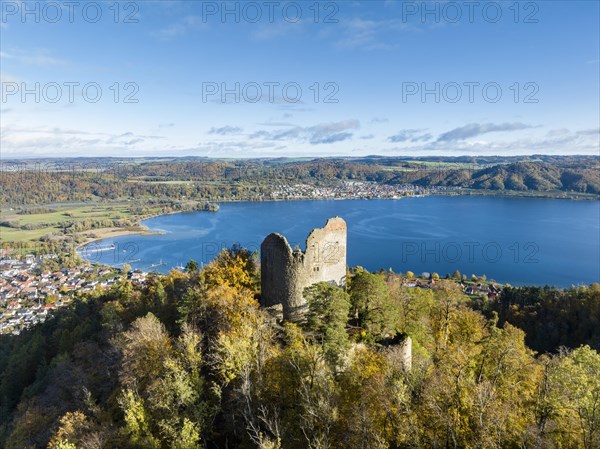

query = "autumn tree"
[537,346,600,448]
[118,314,208,448]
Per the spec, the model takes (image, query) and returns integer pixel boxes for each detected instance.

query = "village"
[400,274,504,299]
[268,181,446,200]
[0,255,147,336]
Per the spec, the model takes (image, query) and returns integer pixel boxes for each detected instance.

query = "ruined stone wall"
[304,217,347,289]
[260,233,295,309]
[261,217,347,319]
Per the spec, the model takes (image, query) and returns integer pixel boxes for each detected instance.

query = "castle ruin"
[261,217,347,319]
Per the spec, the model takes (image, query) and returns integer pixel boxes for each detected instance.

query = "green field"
[0,204,136,244]
[0,226,62,243]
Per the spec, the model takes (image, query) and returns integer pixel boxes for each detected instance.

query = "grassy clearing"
[401,161,483,170]
[0,226,62,243]
[0,204,136,243]
[2,206,132,225]
[380,163,480,173]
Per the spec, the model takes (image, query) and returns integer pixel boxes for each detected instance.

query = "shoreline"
[74,206,218,250]
[72,195,599,288]
[74,208,197,250]
[76,191,600,250]
[0,191,584,254]
[76,225,164,250]
[74,191,600,251]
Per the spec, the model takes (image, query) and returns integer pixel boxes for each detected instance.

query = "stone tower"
[261,217,347,319]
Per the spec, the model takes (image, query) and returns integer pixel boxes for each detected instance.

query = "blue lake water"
[80,197,600,287]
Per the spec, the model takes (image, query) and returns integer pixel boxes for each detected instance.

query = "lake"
[80,196,600,287]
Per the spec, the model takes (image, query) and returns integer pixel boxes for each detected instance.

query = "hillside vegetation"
[1,249,599,449]
[1,156,599,207]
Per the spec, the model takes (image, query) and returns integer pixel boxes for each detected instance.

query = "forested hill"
[1,248,599,449]
[1,156,599,206]
[392,161,600,193]
[473,162,593,191]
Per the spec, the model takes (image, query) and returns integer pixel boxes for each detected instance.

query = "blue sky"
[1,0,599,158]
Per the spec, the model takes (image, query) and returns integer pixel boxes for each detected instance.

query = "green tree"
[304,282,351,365]
[185,259,199,272]
[349,269,395,340]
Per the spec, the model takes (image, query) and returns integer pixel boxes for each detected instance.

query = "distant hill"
[1,156,599,206]
[387,161,600,194]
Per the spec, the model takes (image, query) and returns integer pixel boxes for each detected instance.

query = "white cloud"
[437,122,536,142]
[250,119,360,145]
[155,15,204,39]
[334,19,410,50]
[0,126,165,157]
[384,127,600,155]
[1,49,65,66]
[388,129,432,143]
[252,20,305,41]
[208,125,243,135]
[369,117,388,124]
